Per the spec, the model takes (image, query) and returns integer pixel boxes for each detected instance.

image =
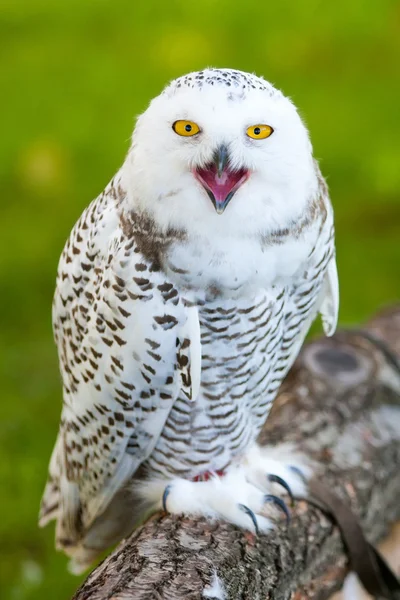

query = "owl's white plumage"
[128,73,317,269]
[39,68,338,573]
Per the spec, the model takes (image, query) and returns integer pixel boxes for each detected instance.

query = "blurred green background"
[1,0,399,597]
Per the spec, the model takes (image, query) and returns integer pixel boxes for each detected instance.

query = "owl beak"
[215,144,229,178]
[193,145,250,215]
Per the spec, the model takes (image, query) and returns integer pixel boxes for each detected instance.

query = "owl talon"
[267,473,294,506]
[238,503,260,535]
[289,465,307,485]
[162,484,172,512]
[264,494,291,525]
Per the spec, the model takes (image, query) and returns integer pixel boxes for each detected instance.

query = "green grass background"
[1,0,399,597]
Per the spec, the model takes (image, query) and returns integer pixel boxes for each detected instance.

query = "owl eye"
[246,124,274,139]
[173,120,201,137]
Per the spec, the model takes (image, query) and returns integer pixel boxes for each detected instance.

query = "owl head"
[124,68,318,237]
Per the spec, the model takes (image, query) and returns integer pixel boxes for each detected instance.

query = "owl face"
[126,69,318,237]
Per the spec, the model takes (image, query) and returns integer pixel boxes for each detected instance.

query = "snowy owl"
[39,68,339,573]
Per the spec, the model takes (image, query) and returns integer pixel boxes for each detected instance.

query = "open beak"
[193,145,250,214]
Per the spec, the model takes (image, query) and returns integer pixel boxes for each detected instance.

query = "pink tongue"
[197,165,247,202]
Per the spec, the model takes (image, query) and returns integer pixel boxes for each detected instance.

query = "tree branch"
[73,306,400,600]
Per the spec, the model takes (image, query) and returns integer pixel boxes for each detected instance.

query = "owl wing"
[39,177,201,548]
[280,196,338,376]
[319,253,339,336]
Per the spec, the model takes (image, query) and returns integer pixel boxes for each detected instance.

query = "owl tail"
[38,434,97,573]
[40,478,101,574]
[40,436,141,575]
[65,545,103,575]
[62,486,141,574]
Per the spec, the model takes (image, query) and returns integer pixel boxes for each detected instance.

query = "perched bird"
[39,68,338,573]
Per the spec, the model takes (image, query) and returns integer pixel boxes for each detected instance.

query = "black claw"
[289,465,307,484]
[264,494,291,525]
[239,504,260,535]
[267,474,294,506]
[162,485,172,512]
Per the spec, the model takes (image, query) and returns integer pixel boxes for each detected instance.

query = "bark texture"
[73,306,400,600]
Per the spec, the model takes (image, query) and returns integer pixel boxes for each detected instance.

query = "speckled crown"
[164,68,280,98]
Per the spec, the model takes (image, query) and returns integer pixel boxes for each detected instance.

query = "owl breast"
[162,224,319,300]
[140,219,325,478]
[143,284,303,479]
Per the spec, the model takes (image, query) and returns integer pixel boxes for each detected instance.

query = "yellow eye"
[246,124,274,139]
[172,120,201,137]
